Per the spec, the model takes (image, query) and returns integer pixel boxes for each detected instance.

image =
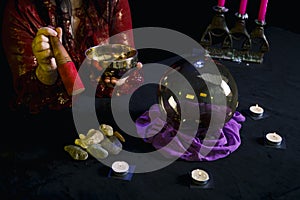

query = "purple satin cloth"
[135,104,245,161]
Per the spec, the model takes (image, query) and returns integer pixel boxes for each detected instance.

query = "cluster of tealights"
[249,104,283,146]
[186,103,282,186]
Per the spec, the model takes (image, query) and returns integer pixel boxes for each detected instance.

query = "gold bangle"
[35,65,58,85]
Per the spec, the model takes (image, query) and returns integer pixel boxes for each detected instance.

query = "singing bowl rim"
[85,43,138,66]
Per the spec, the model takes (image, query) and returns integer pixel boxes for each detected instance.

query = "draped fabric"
[2,0,135,113]
[135,104,246,161]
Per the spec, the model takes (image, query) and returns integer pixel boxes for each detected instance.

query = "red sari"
[2,0,136,114]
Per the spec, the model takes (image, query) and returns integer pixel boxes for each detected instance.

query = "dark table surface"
[1,27,300,200]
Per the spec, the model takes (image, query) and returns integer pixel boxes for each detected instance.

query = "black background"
[1,1,300,200]
[127,0,299,40]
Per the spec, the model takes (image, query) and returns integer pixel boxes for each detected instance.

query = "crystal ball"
[158,56,238,130]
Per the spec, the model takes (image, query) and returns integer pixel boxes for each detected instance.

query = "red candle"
[258,0,269,22]
[218,0,226,7]
[239,0,248,15]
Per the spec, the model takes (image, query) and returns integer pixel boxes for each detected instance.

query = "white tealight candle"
[112,161,129,175]
[266,132,282,145]
[191,169,210,185]
[249,104,264,116]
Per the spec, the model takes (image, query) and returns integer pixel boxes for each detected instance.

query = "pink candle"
[239,0,248,15]
[258,0,269,22]
[218,0,226,7]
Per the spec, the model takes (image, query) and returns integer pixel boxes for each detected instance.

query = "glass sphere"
[158,56,238,130]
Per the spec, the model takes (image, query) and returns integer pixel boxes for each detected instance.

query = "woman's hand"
[32,27,62,85]
[32,27,63,71]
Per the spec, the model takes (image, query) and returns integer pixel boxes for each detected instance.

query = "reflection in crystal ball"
[158,56,238,130]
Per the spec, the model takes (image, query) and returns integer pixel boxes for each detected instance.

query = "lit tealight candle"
[112,161,129,175]
[191,169,210,185]
[266,132,282,146]
[249,104,264,117]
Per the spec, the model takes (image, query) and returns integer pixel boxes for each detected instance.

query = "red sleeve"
[2,0,71,113]
[109,0,135,47]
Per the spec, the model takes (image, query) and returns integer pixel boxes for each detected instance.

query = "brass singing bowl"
[85,43,138,70]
